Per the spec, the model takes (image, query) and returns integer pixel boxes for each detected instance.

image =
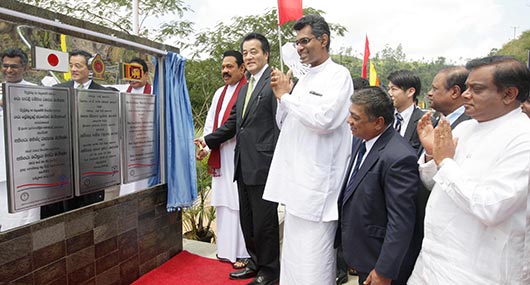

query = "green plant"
[182,150,216,242]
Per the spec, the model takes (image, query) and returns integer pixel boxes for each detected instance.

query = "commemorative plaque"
[121,93,157,184]
[74,89,121,195]
[3,84,73,212]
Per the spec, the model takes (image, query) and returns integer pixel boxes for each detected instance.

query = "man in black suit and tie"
[387,70,424,152]
[54,50,110,90]
[338,86,420,285]
[41,50,114,219]
[197,33,280,285]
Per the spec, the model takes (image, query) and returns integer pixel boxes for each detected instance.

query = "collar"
[308,57,332,73]
[397,103,415,122]
[445,105,465,125]
[364,125,389,155]
[75,80,92,89]
[250,64,268,85]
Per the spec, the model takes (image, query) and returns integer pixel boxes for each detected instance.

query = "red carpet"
[133,250,250,285]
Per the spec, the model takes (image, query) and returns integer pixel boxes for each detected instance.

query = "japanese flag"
[32,46,69,72]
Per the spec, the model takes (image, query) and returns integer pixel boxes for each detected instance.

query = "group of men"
[0,47,153,229]
[196,13,530,285]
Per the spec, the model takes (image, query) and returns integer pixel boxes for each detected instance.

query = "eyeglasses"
[2,64,22,69]
[293,37,317,47]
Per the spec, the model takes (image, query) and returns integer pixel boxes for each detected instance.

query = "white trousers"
[280,210,337,285]
[216,206,249,262]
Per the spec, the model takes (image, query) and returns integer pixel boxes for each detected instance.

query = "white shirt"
[263,58,353,222]
[74,80,92,89]
[347,131,384,183]
[444,105,465,126]
[0,80,40,231]
[201,82,241,210]
[409,108,530,285]
[396,103,414,137]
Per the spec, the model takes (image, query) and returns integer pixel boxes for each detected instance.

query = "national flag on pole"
[32,46,69,72]
[362,35,370,78]
[60,34,71,80]
[369,62,381,86]
[277,0,303,25]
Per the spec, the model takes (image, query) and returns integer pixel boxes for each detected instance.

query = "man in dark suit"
[54,50,109,90]
[197,33,280,285]
[387,70,424,152]
[41,50,114,219]
[338,86,420,285]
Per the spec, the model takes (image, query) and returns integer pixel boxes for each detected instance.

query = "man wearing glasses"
[0,47,39,231]
[1,47,37,108]
[264,14,353,284]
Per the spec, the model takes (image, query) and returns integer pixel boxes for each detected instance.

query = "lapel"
[343,127,394,204]
[451,113,470,128]
[240,66,270,125]
[404,107,422,141]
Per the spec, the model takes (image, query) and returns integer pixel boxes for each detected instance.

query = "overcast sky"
[178,0,529,64]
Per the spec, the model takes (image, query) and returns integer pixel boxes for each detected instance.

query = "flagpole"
[132,0,139,35]
[277,8,284,72]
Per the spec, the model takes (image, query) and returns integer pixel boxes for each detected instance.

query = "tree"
[189,8,347,65]
[492,29,530,63]
[20,0,194,46]
[187,8,347,127]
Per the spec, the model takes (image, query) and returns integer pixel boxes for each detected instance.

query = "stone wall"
[0,185,182,284]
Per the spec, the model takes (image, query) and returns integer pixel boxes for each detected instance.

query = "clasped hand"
[417,112,458,165]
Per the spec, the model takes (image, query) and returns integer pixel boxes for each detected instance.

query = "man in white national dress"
[196,50,250,268]
[264,14,353,285]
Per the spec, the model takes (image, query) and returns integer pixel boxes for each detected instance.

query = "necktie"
[394,112,403,133]
[344,142,367,198]
[77,83,84,89]
[242,77,254,118]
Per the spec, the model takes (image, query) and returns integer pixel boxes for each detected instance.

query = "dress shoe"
[229,267,257,280]
[336,274,348,284]
[246,275,279,285]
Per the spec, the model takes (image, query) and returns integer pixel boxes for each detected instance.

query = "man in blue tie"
[337,86,420,285]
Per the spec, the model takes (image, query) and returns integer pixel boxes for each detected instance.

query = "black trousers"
[236,179,280,278]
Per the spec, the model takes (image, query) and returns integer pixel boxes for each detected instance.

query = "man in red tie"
[126,57,152,94]
[195,50,250,269]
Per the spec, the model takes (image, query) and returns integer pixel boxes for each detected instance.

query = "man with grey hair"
[409,56,530,284]
[264,13,354,284]
[338,86,420,285]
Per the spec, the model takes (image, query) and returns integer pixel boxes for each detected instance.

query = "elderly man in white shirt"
[264,14,353,285]
[409,55,530,285]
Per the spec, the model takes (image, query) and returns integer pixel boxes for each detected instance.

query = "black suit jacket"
[54,80,110,90]
[403,107,425,152]
[338,127,419,282]
[205,66,279,186]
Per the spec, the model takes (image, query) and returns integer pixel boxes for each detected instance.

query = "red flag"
[362,35,370,79]
[277,0,303,25]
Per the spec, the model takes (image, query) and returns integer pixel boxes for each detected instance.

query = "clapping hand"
[270,67,294,100]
